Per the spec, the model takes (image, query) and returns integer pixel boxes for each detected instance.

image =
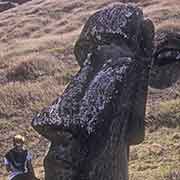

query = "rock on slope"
[0,0,32,12]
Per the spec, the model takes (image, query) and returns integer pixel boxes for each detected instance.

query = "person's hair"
[13,134,25,146]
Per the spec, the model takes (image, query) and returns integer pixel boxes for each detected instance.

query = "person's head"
[13,134,25,151]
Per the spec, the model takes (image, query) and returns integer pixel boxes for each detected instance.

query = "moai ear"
[140,19,155,57]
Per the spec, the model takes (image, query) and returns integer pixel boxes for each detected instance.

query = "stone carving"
[0,1,16,12]
[32,3,155,180]
[150,27,180,88]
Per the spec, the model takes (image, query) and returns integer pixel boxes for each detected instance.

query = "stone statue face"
[145,0,180,89]
[150,28,180,88]
[32,3,154,145]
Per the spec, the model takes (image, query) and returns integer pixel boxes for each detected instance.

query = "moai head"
[150,25,180,89]
[74,3,154,67]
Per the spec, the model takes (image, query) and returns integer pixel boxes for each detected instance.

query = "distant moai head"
[32,3,155,180]
[150,27,180,89]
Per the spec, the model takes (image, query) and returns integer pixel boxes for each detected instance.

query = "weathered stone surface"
[150,28,180,89]
[32,3,155,180]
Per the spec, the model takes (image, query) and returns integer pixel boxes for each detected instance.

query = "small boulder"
[0,1,16,12]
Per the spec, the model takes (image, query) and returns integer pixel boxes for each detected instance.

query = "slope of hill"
[0,0,179,179]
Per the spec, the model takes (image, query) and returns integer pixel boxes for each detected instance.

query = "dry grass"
[163,169,180,180]
[129,128,180,180]
[156,19,180,32]
[6,55,57,81]
[0,0,180,180]
[146,99,180,130]
[0,77,68,117]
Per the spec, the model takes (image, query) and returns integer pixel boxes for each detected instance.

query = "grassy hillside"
[0,0,179,179]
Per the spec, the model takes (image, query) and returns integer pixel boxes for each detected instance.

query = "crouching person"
[4,134,39,180]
